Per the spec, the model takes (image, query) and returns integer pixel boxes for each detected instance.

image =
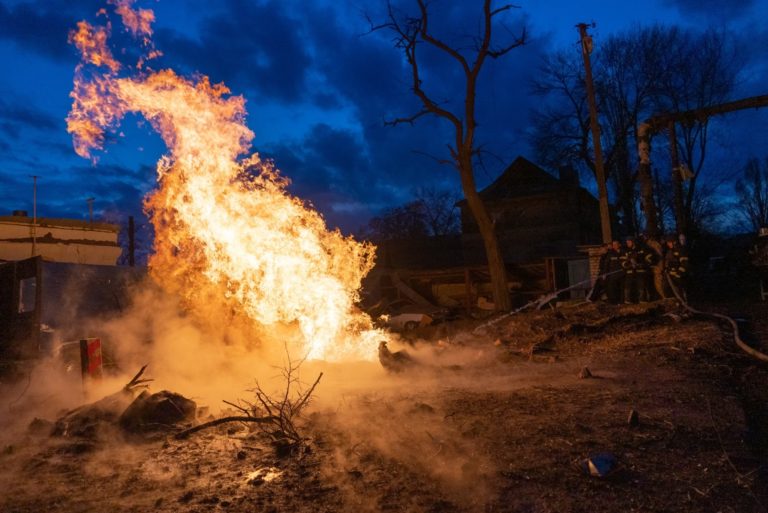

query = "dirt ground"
[1,299,767,513]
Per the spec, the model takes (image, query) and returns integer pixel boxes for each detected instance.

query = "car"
[377,299,450,331]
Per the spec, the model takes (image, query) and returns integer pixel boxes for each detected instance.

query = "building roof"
[456,156,588,208]
[0,215,119,232]
[477,156,563,201]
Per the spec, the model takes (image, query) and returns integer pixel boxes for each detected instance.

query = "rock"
[579,367,592,379]
[627,409,639,427]
[236,450,247,460]
[119,390,197,433]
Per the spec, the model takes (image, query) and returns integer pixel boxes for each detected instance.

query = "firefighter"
[664,235,689,301]
[603,240,624,304]
[644,235,666,299]
[621,237,652,303]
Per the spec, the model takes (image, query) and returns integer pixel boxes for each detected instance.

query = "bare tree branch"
[411,149,453,166]
[384,109,432,127]
[174,415,277,440]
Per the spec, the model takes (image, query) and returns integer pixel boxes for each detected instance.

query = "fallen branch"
[174,415,278,440]
[123,364,153,392]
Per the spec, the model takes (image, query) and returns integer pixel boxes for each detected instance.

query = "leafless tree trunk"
[380,0,525,311]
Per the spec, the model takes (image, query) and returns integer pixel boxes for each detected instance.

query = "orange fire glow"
[67,3,386,360]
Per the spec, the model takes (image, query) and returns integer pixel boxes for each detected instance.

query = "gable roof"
[477,156,561,201]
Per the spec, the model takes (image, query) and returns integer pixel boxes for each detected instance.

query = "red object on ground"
[79,338,103,380]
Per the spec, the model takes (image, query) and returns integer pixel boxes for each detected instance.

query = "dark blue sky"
[1,0,766,234]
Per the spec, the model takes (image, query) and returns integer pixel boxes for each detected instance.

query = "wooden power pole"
[577,23,612,243]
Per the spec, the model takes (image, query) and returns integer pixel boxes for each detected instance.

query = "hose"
[665,273,768,363]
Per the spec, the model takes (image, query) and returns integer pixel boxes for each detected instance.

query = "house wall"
[0,216,121,265]
[0,241,122,265]
[459,189,602,264]
[0,219,118,243]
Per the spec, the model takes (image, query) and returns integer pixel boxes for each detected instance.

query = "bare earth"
[1,299,767,513]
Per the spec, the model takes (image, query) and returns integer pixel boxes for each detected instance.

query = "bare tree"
[530,26,671,236]
[379,0,526,311]
[656,28,742,235]
[361,186,459,241]
[531,25,740,239]
[735,158,768,231]
[412,186,460,236]
[364,200,430,241]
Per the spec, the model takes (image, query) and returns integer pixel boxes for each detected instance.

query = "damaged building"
[0,211,140,374]
[370,157,603,316]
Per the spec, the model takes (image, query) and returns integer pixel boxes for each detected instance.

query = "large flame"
[67,0,384,360]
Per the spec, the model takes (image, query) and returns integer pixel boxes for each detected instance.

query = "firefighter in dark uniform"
[603,240,624,304]
[621,237,652,303]
[664,235,689,300]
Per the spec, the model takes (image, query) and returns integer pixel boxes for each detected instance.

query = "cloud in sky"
[0,0,767,234]
[0,98,60,137]
[665,0,755,20]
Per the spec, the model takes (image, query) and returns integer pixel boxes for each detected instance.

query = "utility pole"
[30,175,38,257]
[86,197,95,224]
[577,23,612,243]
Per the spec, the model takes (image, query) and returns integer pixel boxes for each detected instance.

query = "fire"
[67,1,386,360]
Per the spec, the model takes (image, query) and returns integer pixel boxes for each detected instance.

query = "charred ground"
[1,299,767,513]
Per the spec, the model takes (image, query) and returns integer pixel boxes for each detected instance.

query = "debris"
[245,467,282,486]
[410,402,435,414]
[386,312,433,331]
[52,390,134,439]
[123,365,153,393]
[579,367,592,379]
[178,491,194,503]
[27,417,54,436]
[582,452,617,477]
[477,296,495,311]
[119,390,197,433]
[378,341,417,373]
[627,409,639,427]
[174,415,277,440]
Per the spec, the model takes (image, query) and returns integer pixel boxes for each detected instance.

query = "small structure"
[0,211,121,266]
